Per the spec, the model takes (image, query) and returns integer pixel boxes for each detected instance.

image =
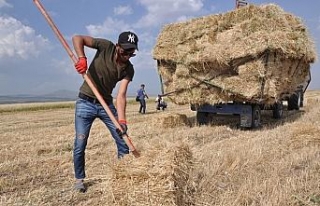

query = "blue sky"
[0,0,319,96]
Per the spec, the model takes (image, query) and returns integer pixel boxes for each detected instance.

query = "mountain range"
[0,90,78,104]
[0,90,144,104]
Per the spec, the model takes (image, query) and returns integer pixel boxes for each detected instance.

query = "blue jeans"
[139,99,146,113]
[73,99,129,179]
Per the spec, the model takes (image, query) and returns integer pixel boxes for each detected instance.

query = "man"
[72,31,139,192]
[155,94,167,111]
[136,84,149,114]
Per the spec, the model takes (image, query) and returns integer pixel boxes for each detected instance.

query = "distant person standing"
[137,84,149,114]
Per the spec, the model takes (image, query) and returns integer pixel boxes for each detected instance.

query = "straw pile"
[153,4,317,105]
[151,113,190,128]
[111,142,193,206]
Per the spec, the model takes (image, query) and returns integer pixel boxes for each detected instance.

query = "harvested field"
[0,90,320,205]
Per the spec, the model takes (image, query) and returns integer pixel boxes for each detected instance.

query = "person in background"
[72,31,139,192]
[155,94,167,111]
[136,84,149,114]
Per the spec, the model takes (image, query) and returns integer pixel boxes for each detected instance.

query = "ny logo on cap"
[128,34,135,43]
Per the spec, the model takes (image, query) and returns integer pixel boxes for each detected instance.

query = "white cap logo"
[128,34,135,43]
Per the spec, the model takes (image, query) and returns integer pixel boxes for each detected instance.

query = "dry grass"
[111,141,192,206]
[1,91,320,205]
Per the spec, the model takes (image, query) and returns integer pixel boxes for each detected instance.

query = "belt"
[78,92,100,104]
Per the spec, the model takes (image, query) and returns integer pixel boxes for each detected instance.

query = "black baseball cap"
[118,31,139,50]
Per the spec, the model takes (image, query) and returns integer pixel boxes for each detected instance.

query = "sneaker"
[74,180,86,193]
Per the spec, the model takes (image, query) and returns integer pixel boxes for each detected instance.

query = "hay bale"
[152,113,190,128]
[111,142,193,206]
[153,4,317,105]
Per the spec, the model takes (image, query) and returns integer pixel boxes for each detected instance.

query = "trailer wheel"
[196,111,209,125]
[300,91,304,107]
[272,102,283,119]
[251,105,261,128]
[288,92,300,110]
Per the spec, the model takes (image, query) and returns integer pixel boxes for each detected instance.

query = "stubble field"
[1,90,320,206]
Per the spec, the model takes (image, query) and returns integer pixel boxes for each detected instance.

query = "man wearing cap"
[71,31,138,192]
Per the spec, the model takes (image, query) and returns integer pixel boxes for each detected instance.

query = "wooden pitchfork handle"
[33,0,140,157]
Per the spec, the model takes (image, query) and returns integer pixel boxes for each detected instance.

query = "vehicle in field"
[187,0,313,129]
[153,0,315,129]
[191,70,311,128]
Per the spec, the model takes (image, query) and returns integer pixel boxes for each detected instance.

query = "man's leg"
[98,104,129,157]
[142,99,146,114]
[139,100,143,113]
[73,99,95,192]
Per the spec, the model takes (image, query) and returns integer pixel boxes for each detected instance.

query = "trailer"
[153,0,316,129]
[190,70,311,128]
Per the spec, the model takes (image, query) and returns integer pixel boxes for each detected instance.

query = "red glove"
[75,57,87,74]
[116,119,128,136]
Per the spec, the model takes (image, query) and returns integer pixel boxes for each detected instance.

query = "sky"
[0,0,319,96]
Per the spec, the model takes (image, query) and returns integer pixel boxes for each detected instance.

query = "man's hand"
[75,57,87,74]
[116,119,128,137]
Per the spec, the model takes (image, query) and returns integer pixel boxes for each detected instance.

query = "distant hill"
[0,89,157,104]
[0,90,78,104]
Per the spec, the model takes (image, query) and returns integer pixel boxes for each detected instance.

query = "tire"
[288,92,300,110]
[272,102,283,119]
[251,105,261,128]
[300,91,304,107]
[196,111,209,125]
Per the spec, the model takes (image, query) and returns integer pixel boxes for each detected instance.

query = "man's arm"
[144,90,149,99]
[116,78,130,121]
[72,35,94,58]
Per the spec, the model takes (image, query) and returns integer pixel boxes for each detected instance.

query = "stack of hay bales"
[111,142,193,206]
[153,4,317,105]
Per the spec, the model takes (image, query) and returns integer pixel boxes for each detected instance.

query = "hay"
[111,142,193,206]
[153,4,317,105]
[151,113,190,128]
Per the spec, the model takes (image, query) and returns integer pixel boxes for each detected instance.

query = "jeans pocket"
[76,99,95,118]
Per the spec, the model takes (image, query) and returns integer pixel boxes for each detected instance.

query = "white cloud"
[0,16,49,59]
[131,48,156,71]
[135,0,204,28]
[50,57,75,75]
[0,0,12,8]
[114,5,133,15]
[86,17,133,37]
